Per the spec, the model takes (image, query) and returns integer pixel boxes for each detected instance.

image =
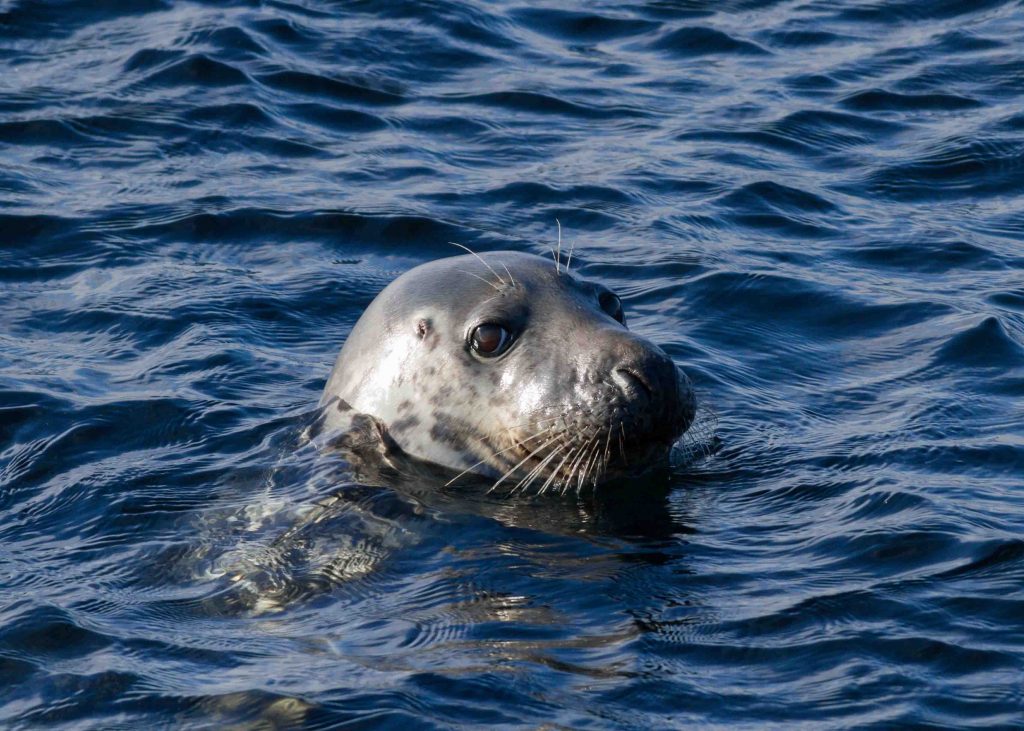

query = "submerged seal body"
[320,251,696,492]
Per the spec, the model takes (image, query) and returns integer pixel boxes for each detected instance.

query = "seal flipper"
[310,397,405,484]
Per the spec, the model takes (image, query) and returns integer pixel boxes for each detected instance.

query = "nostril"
[613,367,653,399]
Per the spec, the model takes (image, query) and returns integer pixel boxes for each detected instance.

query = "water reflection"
[207,415,703,619]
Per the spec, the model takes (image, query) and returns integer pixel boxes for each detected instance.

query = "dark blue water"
[2,0,1024,727]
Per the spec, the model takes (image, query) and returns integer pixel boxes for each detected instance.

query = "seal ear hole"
[416,319,431,339]
[599,292,625,325]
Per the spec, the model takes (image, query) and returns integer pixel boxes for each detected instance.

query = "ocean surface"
[2,0,1023,728]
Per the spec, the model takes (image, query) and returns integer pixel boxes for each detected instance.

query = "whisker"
[510,438,565,495]
[673,401,720,465]
[619,423,628,466]
[579,439,602,492]
[596,433,612,488]
[589,440,605,488]
[601,427,612,480]
[497,412,566,434]
[565,434,598,495]
[556,442,584,496]
[555,218,562,275]
[512,443,563,495]
[500,262,516,288]
[565,237,576,273]
[487,433,562,493]
[473,291,508,311]
[456,268,502,292]
[588,435,605,487]
[538,443,577,495]
[445,426,553,487]
[572,441,593,494]
[450,242,507,286]
[509,441,555,493]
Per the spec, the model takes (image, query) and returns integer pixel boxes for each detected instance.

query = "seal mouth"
[483,385,696,496]
[485,425,676,496]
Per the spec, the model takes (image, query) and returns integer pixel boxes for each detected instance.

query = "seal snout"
[606,337,695,447]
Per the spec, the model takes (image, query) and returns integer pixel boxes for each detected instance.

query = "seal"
[319,250,697,493]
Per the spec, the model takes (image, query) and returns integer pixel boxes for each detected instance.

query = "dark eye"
[470,323,513,357]
[599,292,625,324]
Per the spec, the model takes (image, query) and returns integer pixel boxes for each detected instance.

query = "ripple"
[678,109,904,162]
[439,89,646,119]
[839,88,982,112]
[195,25,268,59]
[141,54,249,88]
[860,136,1024,200]
[989,290,1024,313]
[0,604,112,660]
[766,109,905,152]
[713,180,842,237]
[937,539,1024,584]
[933,314,1024,369]
[511,8,660,42]
[648,26,769,57]
[249,16,313,46]
[283,101,388,133]
[0,0,172,41]
[123,48,183,73]
[761,29,857,48]
[2,0,1024,727]
[182,102,277,130]
[839,235,1002,273]
[717,180,840,213]
[835,0,1014,23]
[258,69,406,106]
[0,118,93,146]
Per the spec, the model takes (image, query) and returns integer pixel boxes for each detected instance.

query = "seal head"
[320,251,696,492]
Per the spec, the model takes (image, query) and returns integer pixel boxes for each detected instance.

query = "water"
[2,0,1023,727]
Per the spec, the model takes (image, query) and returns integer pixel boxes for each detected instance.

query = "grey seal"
[319,250,697,493]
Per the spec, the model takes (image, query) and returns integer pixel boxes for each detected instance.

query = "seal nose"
[613,366,653,401]
[606,333,693,437]
[609,335,677,401]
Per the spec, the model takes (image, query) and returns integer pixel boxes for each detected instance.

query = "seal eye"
[470,323,512,357]
[600,292,625,324]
